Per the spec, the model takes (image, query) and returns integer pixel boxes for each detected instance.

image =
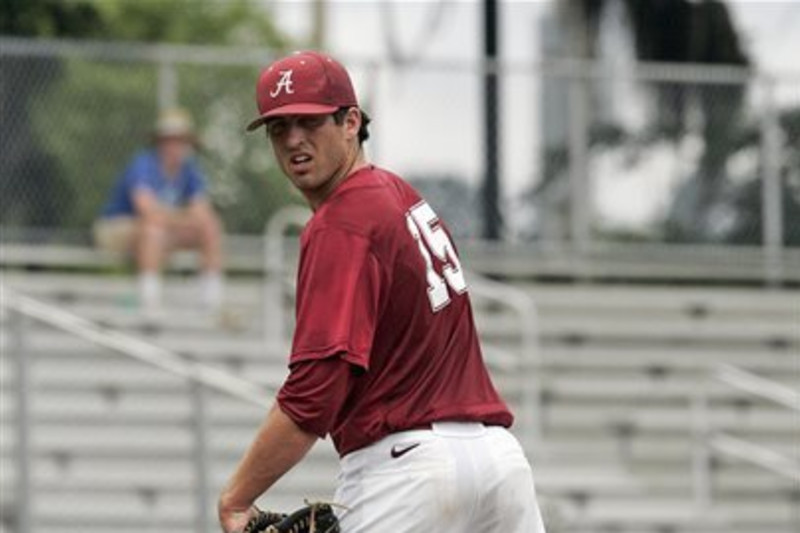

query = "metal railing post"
[158,59,177,111]
[191,380,211,533]
[263,207,310,345]
[468,275,542,450]
[759,75,784,285]
[693,363,800,517]
[568,72,591,264]
[0,287,272,533]
[519,297,542,450]
[691,386,712,511]
[10,309,33,533]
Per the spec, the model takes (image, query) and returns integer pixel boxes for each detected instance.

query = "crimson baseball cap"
[246,50,358,132]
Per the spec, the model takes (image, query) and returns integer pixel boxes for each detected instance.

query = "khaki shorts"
[93,217,136,254]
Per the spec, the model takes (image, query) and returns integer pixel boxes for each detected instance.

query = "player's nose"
[284,122,307,147]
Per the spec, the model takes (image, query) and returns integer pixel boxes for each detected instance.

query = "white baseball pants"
[334,422,546,532]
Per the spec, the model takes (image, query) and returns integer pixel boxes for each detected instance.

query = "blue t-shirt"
[100,149,206,218]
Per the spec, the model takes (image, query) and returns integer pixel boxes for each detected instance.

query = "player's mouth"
[289,154,313,173]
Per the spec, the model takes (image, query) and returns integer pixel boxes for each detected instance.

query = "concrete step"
[0,330,286,361]
[543,345,799,372]
[477,313,800,347]
[539,369,800,401]
[537,432,800,465]
[523,283,800,315]
[1,272,266,307]
[564,496,800,527]
[543,403,800,434]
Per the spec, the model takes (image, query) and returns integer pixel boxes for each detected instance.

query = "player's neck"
[306,147,368,211]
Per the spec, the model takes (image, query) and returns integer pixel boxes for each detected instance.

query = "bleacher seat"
[1,262,798,533]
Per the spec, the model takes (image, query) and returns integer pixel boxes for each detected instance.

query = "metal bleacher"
[1,240,799,533]
[0,273,343,533]
[521,284,799,533]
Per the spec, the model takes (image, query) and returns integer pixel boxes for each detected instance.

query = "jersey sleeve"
[290,227,381,370]
[277,356,353,438]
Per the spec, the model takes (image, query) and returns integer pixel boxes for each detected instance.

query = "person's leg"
[334,429,463,533]
[93,217,136,255]
[134,215,168,310]
[167,208,225,309]
[197,208,224,274]
[195,209,224,309]
[471,427,547,533]
[166,207,223,268]
[335,424,547,533]
[94,217,163,312]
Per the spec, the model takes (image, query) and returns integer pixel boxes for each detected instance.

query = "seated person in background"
[94,107,225,312]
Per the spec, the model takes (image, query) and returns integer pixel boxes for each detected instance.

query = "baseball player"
[218,51,546,533]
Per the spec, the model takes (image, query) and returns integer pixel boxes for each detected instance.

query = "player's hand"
[218,501,259,533]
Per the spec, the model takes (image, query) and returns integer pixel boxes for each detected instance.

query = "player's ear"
[343,107,362,139]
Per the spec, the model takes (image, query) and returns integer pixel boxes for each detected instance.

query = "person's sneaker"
[198,272,224,311]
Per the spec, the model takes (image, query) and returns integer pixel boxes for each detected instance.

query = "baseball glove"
[244,502,340,533]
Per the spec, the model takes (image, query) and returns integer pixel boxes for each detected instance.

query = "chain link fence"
[2,37,799,254]
[535,61,800,250]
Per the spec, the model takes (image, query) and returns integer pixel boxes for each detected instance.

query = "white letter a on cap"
[270,70,295,97]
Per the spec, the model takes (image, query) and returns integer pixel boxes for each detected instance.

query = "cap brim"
[246,103,339,132]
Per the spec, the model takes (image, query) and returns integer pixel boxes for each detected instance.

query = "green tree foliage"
[32,61,157,231]
[542,0,794,245]
[561,0,749,141]
[1,0,298,237]
[89,0,289,47]
[0,0,104,36]
[1,0,104,233]
[1,0,289,46]
[713,107,800,246]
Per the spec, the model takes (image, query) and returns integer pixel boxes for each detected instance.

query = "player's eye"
[298,115,329,130]
[266,120,289,138]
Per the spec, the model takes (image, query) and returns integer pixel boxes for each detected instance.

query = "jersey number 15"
[405,201,468,312]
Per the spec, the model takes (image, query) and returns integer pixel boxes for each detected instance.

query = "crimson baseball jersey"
[277,165,513,456]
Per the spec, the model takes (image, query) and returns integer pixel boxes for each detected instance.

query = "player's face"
[265,108,361,207]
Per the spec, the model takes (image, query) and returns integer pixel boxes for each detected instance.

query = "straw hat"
[154,107,197,142]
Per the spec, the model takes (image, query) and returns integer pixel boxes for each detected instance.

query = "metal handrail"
[1,286,271,533]
[262,205,311,344]
[468,273,543,450]
[710,433,800,481]
[714,363,799,411]
[2,287,269,406]
[692,362,800,510]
